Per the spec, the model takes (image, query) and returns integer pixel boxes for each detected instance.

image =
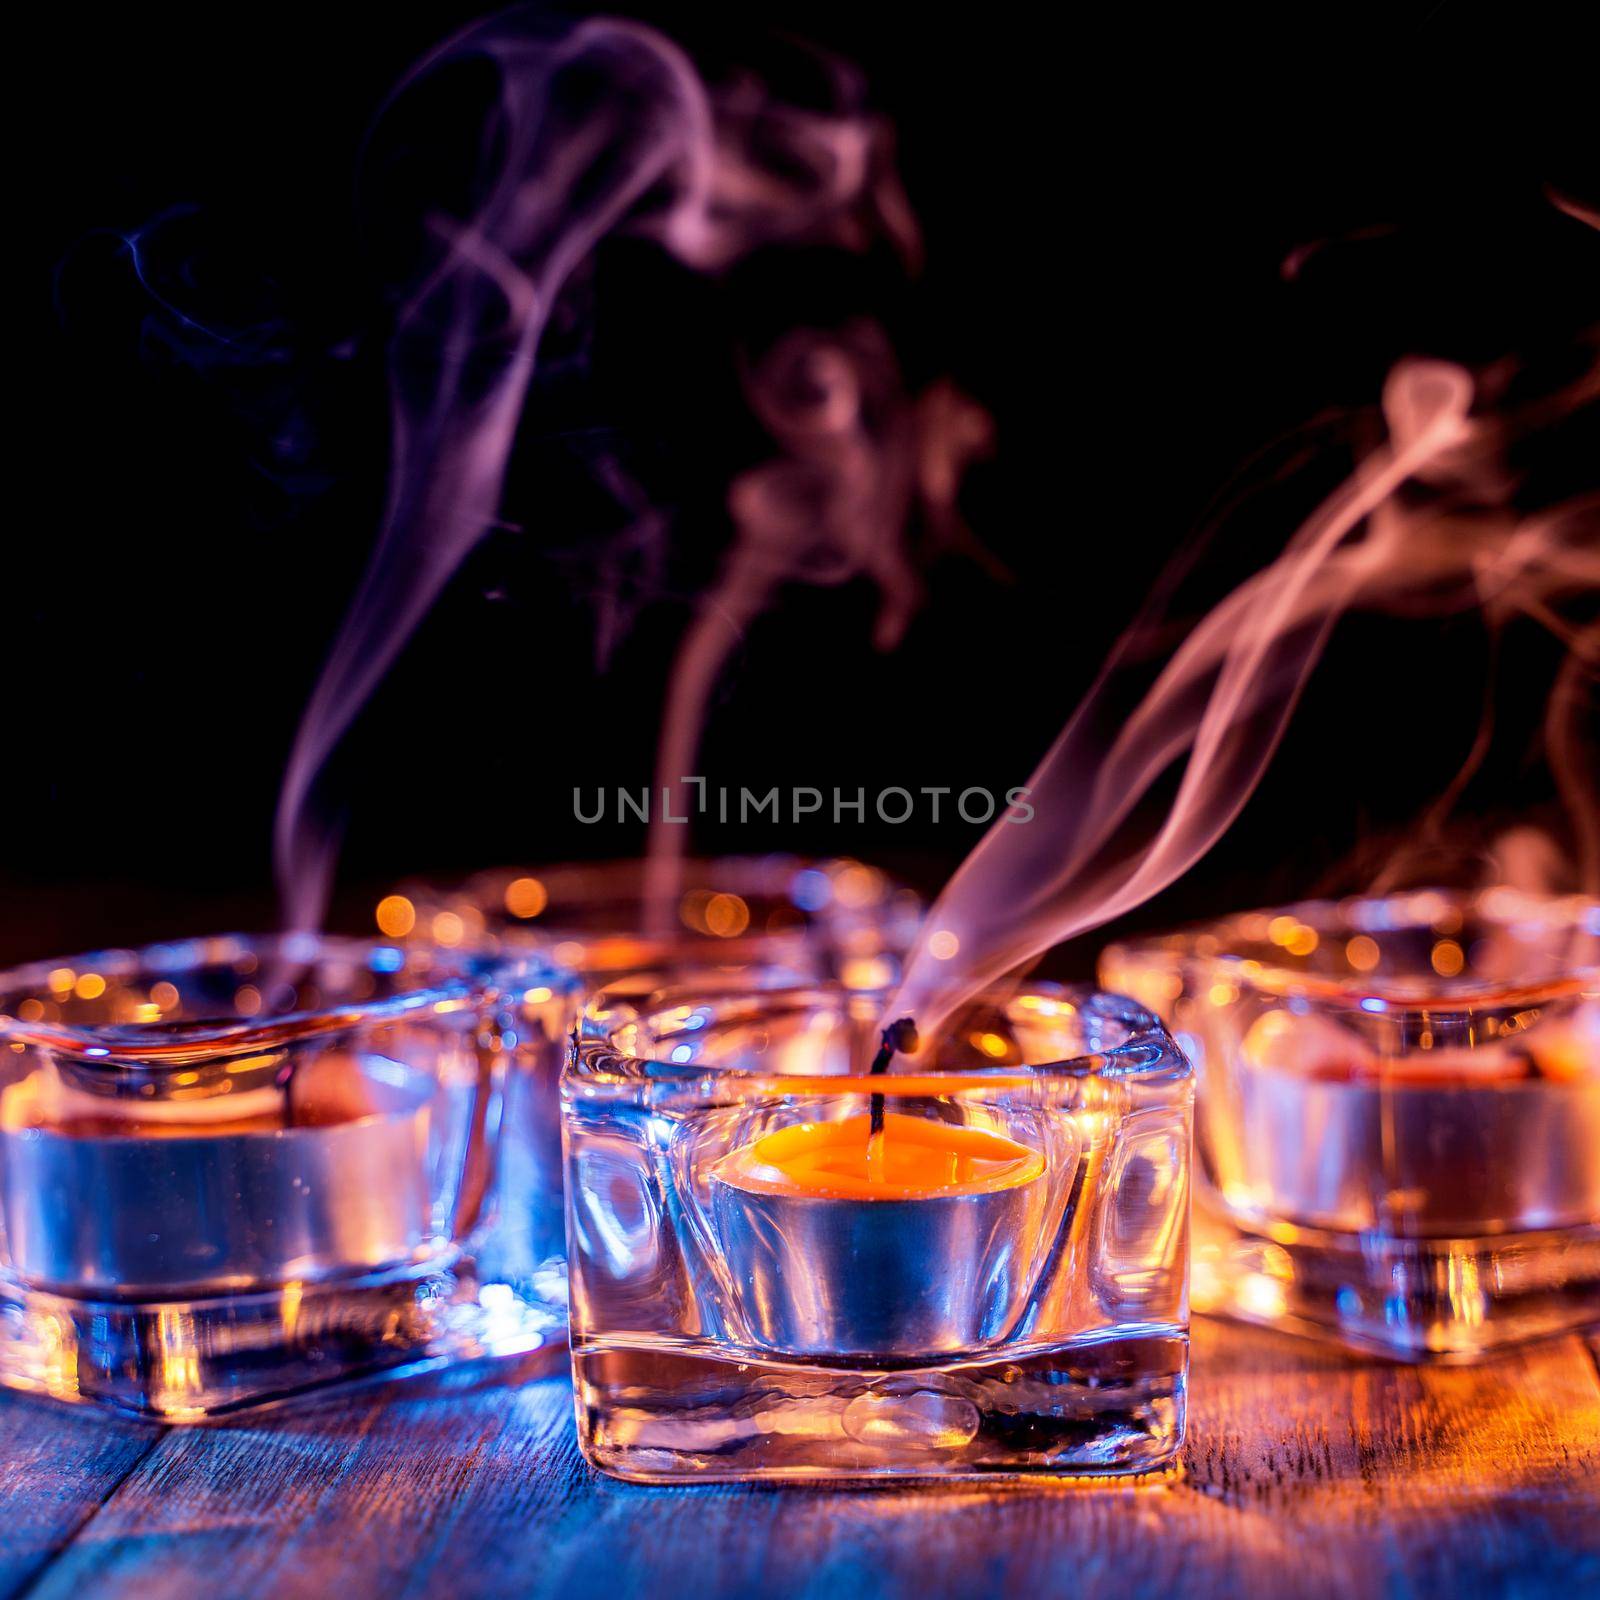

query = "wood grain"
[12,1320,1600,1600]
[0,1395,160,1598]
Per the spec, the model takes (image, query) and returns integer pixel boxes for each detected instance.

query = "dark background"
[11,0,1597,966]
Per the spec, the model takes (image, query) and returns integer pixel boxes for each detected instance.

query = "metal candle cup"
[708,1113,1059,1358]
[1229,1037,1600,1236]
[0,1049,434,1296]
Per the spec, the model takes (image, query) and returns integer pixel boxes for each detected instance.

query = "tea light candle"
[707,1018,1058,1358]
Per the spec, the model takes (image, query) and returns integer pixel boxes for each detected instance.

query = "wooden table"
[3,1321,1597,1600]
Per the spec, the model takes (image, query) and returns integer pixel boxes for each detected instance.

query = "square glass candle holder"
[400,856,923,1329]
[563,980,1192,1483]
[1101,889,1600,1360]
[0,933,577,1419]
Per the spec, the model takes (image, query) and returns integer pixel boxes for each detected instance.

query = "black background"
[12,0,1597,967]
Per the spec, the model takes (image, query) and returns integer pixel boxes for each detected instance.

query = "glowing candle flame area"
[715,1114,1045,1202]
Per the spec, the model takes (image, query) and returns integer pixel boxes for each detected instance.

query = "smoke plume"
[893,351,1600,1037]
[273,10,986,928]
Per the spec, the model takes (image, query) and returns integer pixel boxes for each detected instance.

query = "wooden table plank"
[16,1322,1600,1600]
[0,1395,161,1599]
[1182,1323,1600,1596]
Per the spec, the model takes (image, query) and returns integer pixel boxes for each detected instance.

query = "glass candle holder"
[398,856,922,1329]
[403,855,922,990]
[563,979,1191,1483]
[0,933,577,1418]
[1100,888,1600,1360]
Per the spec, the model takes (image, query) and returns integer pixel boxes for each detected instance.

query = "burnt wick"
[869,1016,920,1138]
[275,1056,298,1131]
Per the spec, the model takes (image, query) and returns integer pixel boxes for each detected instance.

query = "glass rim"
[0,931,575,1067]
[1103,886,1600,1013]
[570,978,1187,1091]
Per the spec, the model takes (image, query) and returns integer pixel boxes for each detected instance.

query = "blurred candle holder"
[403,855,922,993]
[563,978,1191,1483]
[0,933,577,1419]
[396,856,922,1328]
[1100,888,1600,1361]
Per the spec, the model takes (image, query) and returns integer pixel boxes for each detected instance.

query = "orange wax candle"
[716,1111,1043,1201]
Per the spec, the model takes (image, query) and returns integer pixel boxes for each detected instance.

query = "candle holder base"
[572,1330,1186,1483]
[0,1261,567,1421]
[1191,1208,1600,1362]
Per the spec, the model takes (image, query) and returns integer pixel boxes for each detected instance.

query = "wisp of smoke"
[892,350,1600,1039]
[644,322,993,909]
[273,9,987,928]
